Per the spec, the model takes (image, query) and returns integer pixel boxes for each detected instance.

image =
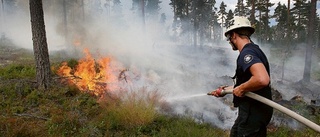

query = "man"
[209,16,273,137]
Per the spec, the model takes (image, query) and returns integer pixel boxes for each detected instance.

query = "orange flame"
[56,48,122,96]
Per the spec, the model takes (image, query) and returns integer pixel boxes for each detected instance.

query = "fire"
[56,48,123,96]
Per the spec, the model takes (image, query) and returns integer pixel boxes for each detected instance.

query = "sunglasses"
[226,34,232,41]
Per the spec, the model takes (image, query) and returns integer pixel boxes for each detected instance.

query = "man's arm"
[233,63,269,97]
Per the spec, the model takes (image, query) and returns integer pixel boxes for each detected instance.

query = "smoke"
[1,0,318,130]
[86,14,238,129]
[0,0,67,51]
[265,42,320,102]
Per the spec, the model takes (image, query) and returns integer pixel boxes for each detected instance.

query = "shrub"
[0,64,35,79]
[102,88,162,130]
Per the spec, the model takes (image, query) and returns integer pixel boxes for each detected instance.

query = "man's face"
[226,32,238,51]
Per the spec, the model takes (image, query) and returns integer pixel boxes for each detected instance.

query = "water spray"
[166,93,207,102]
[208,88,320,132]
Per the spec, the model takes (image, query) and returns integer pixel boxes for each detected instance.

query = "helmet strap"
[238,32,255,44]
[249,37,254,44]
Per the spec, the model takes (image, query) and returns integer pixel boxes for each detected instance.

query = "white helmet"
[224,16,255,37]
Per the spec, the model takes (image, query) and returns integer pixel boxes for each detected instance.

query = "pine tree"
[245,0,256,25]
[255,0,273,43]
[234,0,246,16]
[272,2,288,43]
[303,0,317,82]
[170,0,192,44]
[146,0,161,19]
[291,0,309,42]
[29,0,51,89]
[218,1,227,28]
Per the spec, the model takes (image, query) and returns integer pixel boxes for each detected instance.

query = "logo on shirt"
[244,54,253,64]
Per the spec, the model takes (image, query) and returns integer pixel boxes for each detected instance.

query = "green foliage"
[0,64,36,79]
[66,58,79,69]
[156,116,229,137]
[45,89,101,136]
[51,58,78,75]
[0,117,47,137]
[26,90,42,107]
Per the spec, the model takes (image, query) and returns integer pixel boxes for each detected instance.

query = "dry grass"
[98,88,163,129]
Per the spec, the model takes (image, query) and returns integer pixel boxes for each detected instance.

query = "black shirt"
[233,43,272,107]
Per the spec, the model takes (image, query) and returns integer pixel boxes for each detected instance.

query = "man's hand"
[208,85,231,97]
[233,86,245,97]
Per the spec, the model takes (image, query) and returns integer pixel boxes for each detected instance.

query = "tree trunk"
[303,0,316,82]
[258,9,261,43]
[63,0,68,44]
[240,0,244,16]
[281,0,291,81]
[265,0,269,42]
[287,0,290,14]
[81,0,85,21]
[29,0,51,89]
[193,19,197,47]
[1,0,4,33]
[250,0,255,25]
[141,0,145,32]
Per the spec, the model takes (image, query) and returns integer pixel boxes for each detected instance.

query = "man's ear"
[230,32,235,39]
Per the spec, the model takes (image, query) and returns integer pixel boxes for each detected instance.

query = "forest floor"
[1,38,320,136]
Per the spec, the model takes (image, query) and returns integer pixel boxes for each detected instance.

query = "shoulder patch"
[244,54,253,64]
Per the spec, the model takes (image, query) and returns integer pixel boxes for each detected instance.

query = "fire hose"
[207,88,320,132]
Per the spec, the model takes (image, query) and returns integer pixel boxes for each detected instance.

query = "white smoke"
[2,0,318,130]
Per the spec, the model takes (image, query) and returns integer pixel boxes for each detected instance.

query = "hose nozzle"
[207,92,214,95]
[207,85,232,97]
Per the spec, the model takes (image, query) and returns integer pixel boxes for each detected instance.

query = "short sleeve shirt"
[233,43,271,106]
[235,43,270,86]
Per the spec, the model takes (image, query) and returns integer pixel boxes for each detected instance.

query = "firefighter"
[210,16,273,137]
